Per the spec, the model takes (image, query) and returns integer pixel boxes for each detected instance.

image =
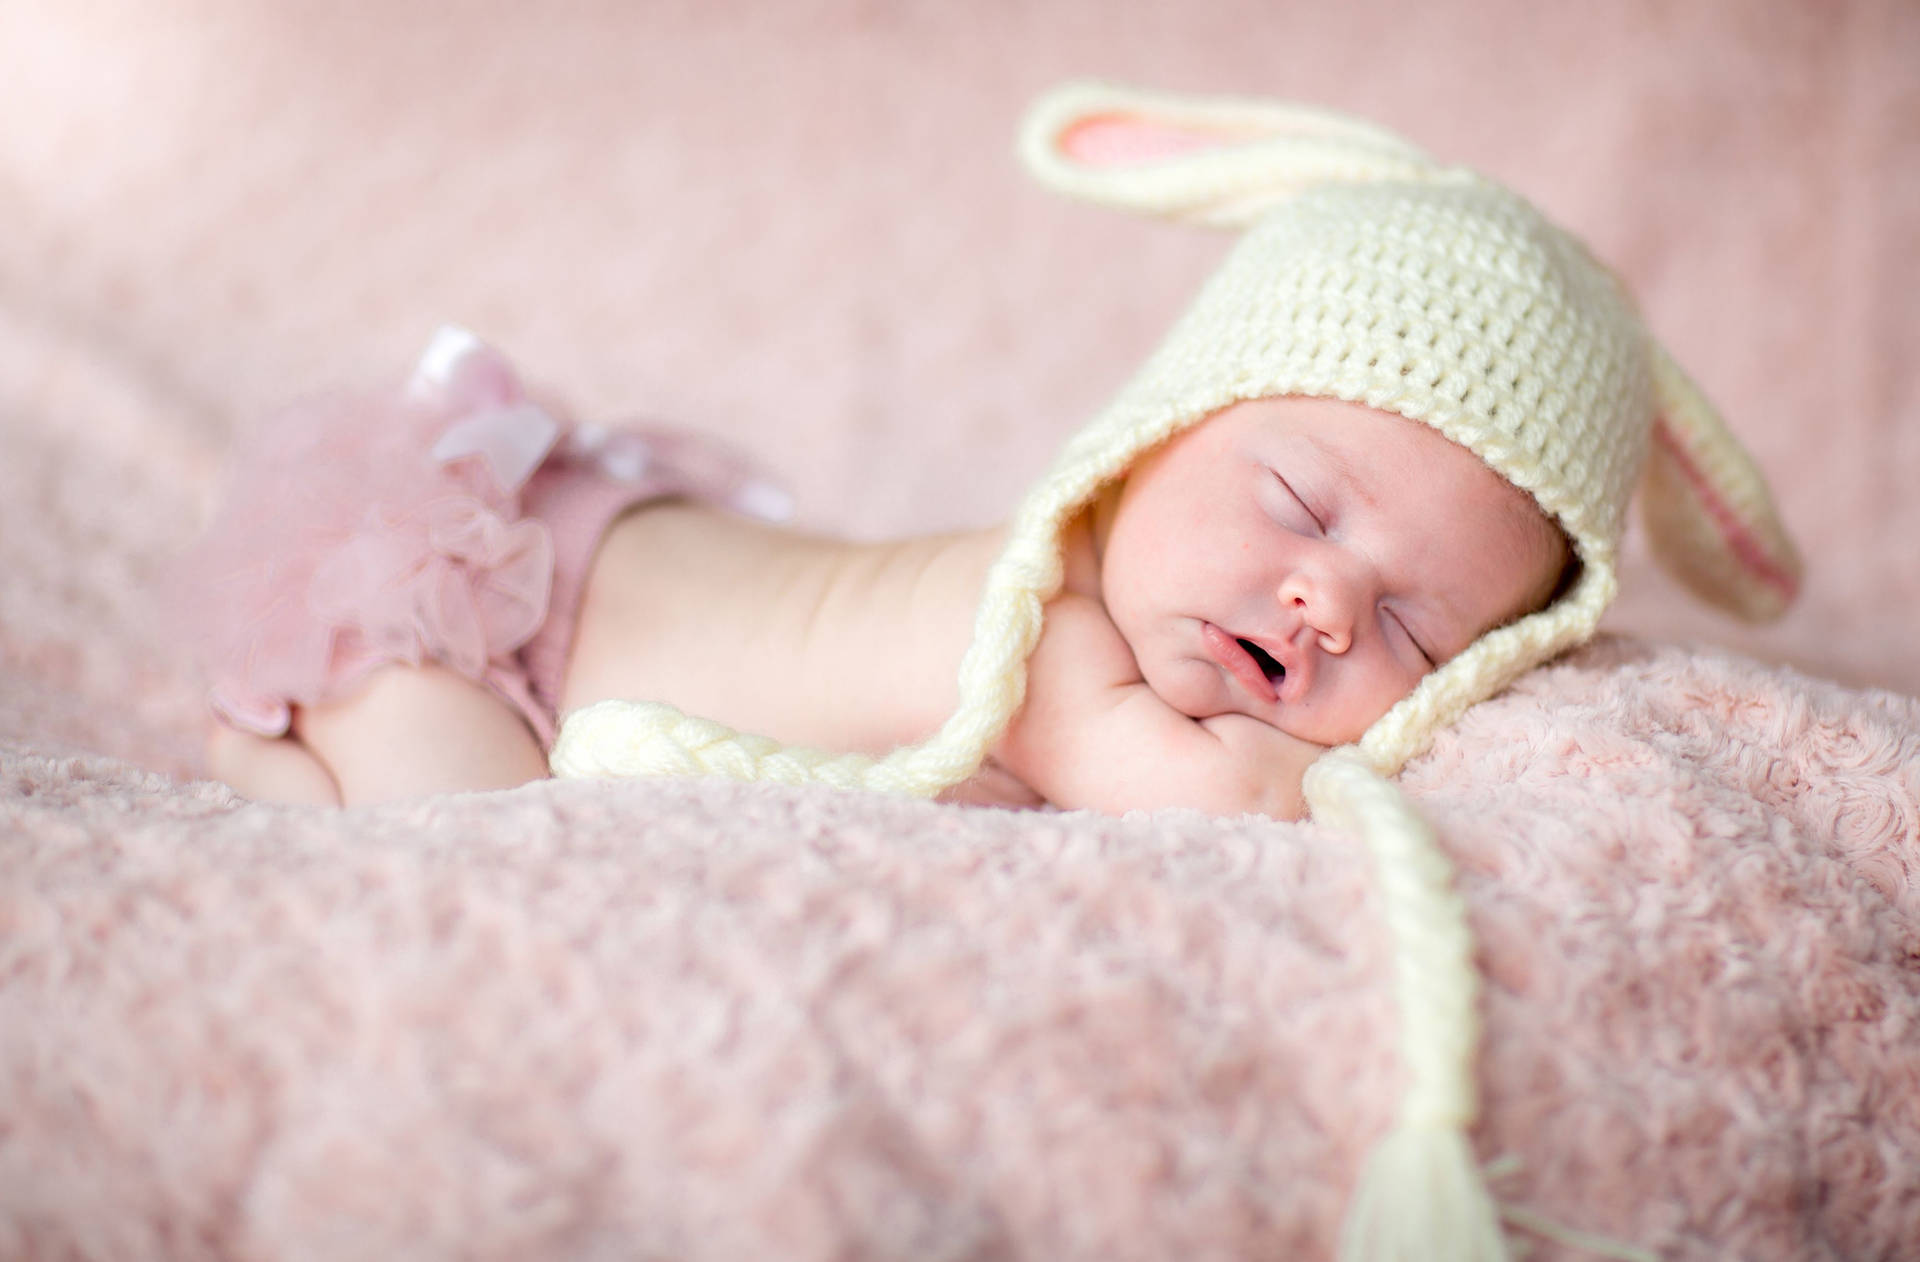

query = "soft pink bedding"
[4,2,1917,1257]
[6,644,1918,1258]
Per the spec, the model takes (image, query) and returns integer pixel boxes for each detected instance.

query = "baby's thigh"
[294,663,549,805]
[205,725,341,807]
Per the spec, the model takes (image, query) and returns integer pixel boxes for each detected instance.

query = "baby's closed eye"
[1383,607,1435,667]
[1263,469,1323,533]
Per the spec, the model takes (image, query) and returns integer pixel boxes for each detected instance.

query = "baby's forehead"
[1221,393,1567,571]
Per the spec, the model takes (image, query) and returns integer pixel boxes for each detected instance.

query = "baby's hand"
[996,593,1325,819]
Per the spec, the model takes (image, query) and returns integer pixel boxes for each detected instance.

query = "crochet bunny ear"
[1638,346,1802,622]
[1018,81,1446,229]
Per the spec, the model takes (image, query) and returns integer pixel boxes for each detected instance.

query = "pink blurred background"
[4,0,1915,733]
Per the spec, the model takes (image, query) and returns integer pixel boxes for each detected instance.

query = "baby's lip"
[1200,622,1281,705]
[1243,630,1303,702]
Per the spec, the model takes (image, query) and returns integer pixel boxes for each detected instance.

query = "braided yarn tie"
[1304,749,1506,1262]
[551,699,884,791]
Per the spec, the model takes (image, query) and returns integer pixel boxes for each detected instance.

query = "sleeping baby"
[182,82,1794,823]
[193,328,1563,816]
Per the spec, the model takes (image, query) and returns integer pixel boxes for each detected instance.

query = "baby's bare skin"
[564,497,1230,811]
[563,503,1006,762]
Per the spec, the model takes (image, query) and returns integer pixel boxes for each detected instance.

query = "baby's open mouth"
[1237,638,1286,684]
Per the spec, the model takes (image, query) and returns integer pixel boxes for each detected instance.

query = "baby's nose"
[1279,564,1363,654]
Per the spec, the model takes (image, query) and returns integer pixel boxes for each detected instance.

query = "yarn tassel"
[1342,1125,1507,1262]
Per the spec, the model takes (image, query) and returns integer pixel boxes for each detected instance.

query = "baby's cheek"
[1372,660,1432,723]
[1312,658,1423,745]
[1134,652,1208,719]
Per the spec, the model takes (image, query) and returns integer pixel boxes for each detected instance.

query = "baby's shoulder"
[1029,589,1140,690]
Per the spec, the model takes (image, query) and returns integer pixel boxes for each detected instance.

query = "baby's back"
[563,503,1005,757]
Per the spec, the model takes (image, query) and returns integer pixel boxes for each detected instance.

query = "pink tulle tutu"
[179,327,790,747]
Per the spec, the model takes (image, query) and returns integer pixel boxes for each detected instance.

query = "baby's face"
[1096,396,1568,747]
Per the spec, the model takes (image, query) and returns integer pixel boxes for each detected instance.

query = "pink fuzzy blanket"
[6,643,1919,1258]
[4,2,1918,1257]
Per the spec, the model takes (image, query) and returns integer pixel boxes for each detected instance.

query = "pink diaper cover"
[178,326,791,749]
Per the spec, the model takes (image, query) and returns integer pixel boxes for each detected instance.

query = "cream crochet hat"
[553,83,1800,1260]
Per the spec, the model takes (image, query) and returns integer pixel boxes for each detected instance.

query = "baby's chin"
[1134,638,1401,749]
[1144,656,1278,727]
[1146,658,1389,751]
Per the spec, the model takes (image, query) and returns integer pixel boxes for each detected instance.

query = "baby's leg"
[294,663,549,806]
[206,725,343,806]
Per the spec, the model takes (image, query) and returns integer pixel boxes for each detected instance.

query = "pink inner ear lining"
[1057,113,1240,167]
[1651,418,1801,602]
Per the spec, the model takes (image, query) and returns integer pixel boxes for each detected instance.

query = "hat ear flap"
[1018,81,1443,230]
[1638,346,1802,622]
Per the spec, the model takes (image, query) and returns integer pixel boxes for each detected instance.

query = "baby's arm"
[996,593,1325,819]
